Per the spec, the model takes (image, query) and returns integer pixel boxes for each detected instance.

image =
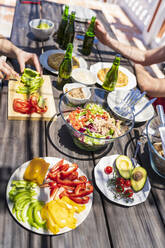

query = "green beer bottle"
[102,55,121,91]
[82,16,96,56]
[62,11,75,50]
[56,5,69,45]
[57,43,73,90]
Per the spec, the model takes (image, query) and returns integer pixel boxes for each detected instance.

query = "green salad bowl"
[59,87,135,151]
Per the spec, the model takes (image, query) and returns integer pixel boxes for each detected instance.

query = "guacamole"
[36,22,50,29]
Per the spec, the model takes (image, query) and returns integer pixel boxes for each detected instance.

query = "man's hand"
[0,58,18,79]
[15,49,43,75]
[94,19,110,46]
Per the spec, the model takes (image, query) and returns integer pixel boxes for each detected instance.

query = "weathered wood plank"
[0,2,50,248]
[94,9,165,248]
[41,2,112,247]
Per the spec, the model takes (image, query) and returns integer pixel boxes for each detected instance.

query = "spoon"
[131,141,141,167]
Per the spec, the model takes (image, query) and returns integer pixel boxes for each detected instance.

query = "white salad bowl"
[63,83,91,105]
[71,68,97,86]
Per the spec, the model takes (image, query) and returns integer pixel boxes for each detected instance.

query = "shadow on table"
[0,167,12,214]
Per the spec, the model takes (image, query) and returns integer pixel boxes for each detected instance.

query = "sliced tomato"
[50,186,59,198]
[69,182,93,197]
[56,173,85,186]
[13,99,31,114]
[13,96,47,115]
[69,196,90,204]
[78,176,87,183]
[124,189,134,198]
[60,163,78,179]
[66,171,78,181]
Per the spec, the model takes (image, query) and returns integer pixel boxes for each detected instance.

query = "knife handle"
[156,105,165,126]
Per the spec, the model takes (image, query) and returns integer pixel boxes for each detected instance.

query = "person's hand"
[0,58,19,80]
[94,19,110,46]
[15,49,43,75]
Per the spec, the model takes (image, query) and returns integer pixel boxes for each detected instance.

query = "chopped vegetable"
[41,197,81,234]
[23,158,50,185]
[16,68,44,95]
[13,95,48,115]
[9,180,46,229]
[43,159,93,204]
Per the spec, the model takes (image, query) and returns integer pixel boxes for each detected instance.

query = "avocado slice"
[116,155,133,179]
[131,166,147,192]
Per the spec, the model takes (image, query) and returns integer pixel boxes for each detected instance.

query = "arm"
[94,20,165,66]
[135,64,165,97]
[0,35,42,77]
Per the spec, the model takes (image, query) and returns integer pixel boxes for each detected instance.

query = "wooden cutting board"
[8,75,57,121]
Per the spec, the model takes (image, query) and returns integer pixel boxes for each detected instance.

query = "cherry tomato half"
[124,189,134,198]
[124,179,131,188]
[116,184,124,193]
[104,166,113,174]
[116,177,125,186]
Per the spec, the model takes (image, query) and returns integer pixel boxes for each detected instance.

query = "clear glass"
[59,87,135,151]
[147,115,165,178]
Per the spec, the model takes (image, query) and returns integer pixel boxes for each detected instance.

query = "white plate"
[94,155,151,207]
[39,49,88,74]
[107,90,155,123]
[63,5,96,22]
[63,83,91,105]
[6,157,93,235]
[90,62,137,91]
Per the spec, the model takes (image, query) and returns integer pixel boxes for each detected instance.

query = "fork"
[114,89,146,116]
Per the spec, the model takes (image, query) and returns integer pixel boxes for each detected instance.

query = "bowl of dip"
[63,84,91,105]
[71,68,97,86]
[29,19,54,40]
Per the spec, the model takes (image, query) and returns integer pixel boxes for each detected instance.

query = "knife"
[134,97,157,117]
[156,105,165,156]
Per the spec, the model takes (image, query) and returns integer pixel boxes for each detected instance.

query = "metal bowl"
[147,115,165,178]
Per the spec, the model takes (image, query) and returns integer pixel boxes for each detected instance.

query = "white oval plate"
[62,5,96,22]
[107,90,155,123]
[6,157,93,235]
[40,49,88,74]
[94,155,151,207]
[90,62,137,91]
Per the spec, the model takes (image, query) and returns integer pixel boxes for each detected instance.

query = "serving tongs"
[156,105,165,156]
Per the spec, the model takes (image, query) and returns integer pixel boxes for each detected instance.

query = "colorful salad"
[67,103,126,146]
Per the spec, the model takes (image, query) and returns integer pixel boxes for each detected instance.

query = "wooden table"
[0,1,165,248]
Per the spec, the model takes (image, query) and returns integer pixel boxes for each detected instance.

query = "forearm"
[135,64,165,97]
[105,34,146,64]
[0,35,21,59]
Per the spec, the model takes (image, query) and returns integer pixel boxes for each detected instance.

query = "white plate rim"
[6,157,93,235]
[39,49,88,74]
[107,91,155,123]
[90,62,137,91]
[94,154,151,207]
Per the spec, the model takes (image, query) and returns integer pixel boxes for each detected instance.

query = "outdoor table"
[0,1,165,248]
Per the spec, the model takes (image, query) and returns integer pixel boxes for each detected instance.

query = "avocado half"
[116,155,134,179]
[131,167,147,192]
